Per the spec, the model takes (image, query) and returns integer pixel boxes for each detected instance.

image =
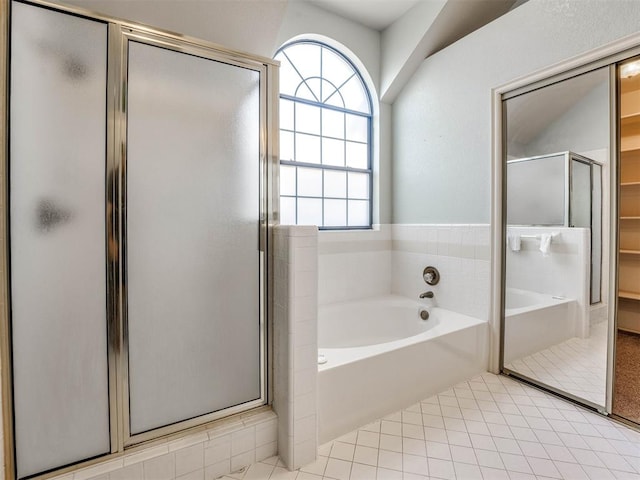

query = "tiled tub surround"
[317,296,488,444]
[318,225,392,306]
[390,224,491,321]
[46,409,277,480]
[318,224,491,321]
[273,226,319,470]
[505,227,591,339]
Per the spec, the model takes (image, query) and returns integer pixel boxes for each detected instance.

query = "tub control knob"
[420,309,429,321]
[423,266,440,285]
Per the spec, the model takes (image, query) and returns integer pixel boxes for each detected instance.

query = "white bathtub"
[317,295,487,444]
[503,288,576,364]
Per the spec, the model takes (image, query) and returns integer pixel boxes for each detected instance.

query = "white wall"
[505,226,590,337]
[523,81,610,157]
[55,0,392,224]
[392,0,640,224]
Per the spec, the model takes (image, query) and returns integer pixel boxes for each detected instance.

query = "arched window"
[275,40,373,229]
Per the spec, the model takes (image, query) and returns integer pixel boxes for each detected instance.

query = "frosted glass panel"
[342,76,370,113]
[10,3,110,477]
[506,155,566,225]
[285,44,320,93]
[322,51,353,101]
[296,103,320,135]
[346,114,368,142]
[127,42,261,434]
[571,160,591,228]
[348,172,369,199]
[280,99,294,131]
[297,198,322,225]
[281,131,294,161]
[298,168,322,197]
[324,170,346,198]
[281,197,296,225]
[324,199,346,226]
[296,133,321,164]
[280,165,297,196]
[346,142,368,169]
[323,109,345,139]
[322,138,345,167]
[348,200,370,227]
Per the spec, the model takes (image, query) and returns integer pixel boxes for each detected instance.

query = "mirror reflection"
[503,67,610,408]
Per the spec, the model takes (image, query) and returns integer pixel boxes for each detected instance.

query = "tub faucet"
[419,291,434,299]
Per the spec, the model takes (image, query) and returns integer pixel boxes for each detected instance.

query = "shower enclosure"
[2,1,277,478]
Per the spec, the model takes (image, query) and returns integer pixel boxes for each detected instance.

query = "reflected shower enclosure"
[4,1,277,478]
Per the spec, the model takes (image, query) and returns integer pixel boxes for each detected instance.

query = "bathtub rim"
[318,294,485,372]
[505,287,574,317]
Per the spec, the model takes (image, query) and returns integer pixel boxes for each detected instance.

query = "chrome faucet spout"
[419,291,434,299]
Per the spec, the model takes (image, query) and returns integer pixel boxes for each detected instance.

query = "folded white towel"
[508,233,521,252]
[539,233,552,256]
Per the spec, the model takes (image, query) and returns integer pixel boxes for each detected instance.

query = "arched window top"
[275,41,371,115]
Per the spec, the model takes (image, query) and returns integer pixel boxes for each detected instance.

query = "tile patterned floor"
[220,372,640,480]
[505,322,608,406]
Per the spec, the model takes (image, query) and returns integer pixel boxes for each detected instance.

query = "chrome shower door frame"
[1,0,279,477]
[114,26,273,447]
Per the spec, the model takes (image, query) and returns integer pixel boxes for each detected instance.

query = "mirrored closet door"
[501,66,612,411]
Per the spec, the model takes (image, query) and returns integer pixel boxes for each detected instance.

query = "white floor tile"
[379,434,403,453]
[353,445,378,466]
[258,373,640,480]
[348,462,376,480]
[324,458,352,480]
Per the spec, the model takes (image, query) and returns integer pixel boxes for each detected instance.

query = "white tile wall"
[506,226,591,337]
[274,225,319,471]
[46,410,277,480]
[317,225,391,306]
[317,224,490,318]
[391,224,491,321]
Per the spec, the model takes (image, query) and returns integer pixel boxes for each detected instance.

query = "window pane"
[322,47,353,101]
[348,172,369,199]
[280,196,296,225]
[280,131,294,161]
[280,165,296,196]
[341,75,369,113]
[298,167,322,197]
[322,108,344,139]
[346,141,367,169]
[325,91,346,109]
[348,200,369,226]
[296,102,320,135]
[346,114,367,142]
[324,170,346,198]
[276,54,300,97]
[324,199,346,227]
[280,99,294,131]
[322,137,344,167]
[295,133,320,164]
[285,43,321,100]
[295,82,319,102]
[297,198,322,226]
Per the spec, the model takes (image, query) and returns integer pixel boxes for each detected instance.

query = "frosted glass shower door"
[10,2,110,477]
[126,41,263,436]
